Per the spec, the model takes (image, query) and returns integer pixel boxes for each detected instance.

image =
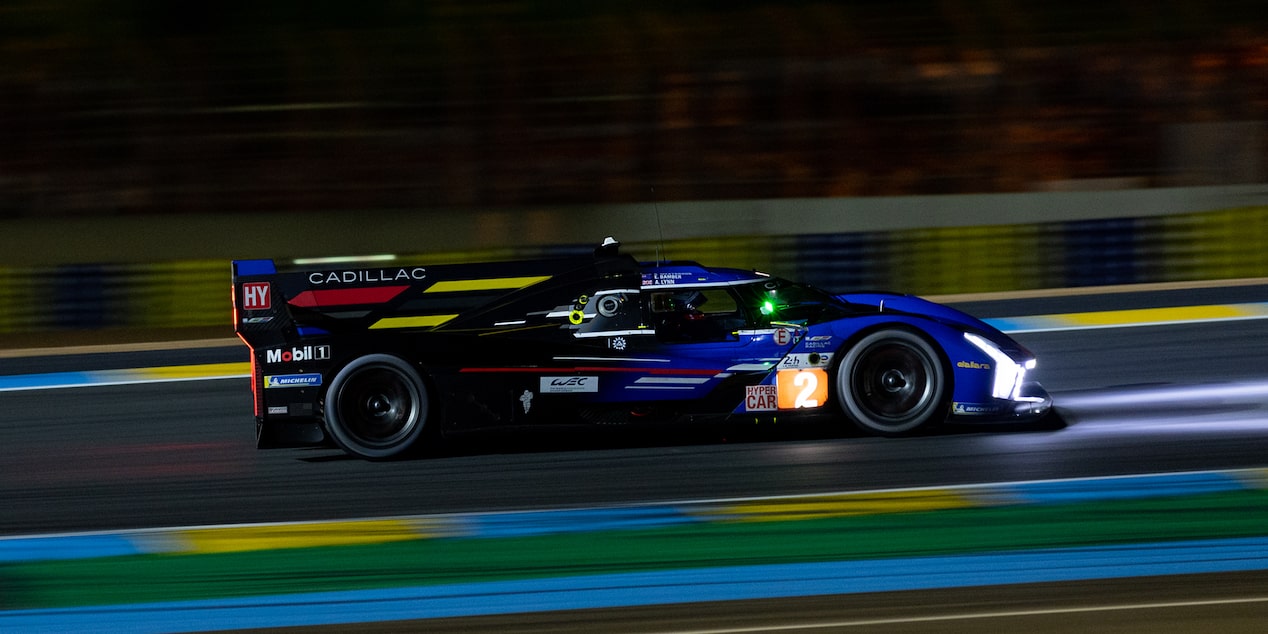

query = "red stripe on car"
[288,286,410,308]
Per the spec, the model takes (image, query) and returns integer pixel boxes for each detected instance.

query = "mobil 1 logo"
[266,345,331,364]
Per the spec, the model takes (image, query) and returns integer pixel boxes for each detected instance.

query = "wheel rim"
[849,340,937,428]
[333,365,422,450]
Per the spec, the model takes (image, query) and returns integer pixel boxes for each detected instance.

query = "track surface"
[2,285,1267,631]
[3,286,1268,535]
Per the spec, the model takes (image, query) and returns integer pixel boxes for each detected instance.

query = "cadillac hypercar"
[232,238,1051,459]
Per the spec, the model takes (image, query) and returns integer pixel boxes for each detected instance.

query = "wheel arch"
[830,321,955,388]
[829,321,955,434]
[321,351,438,460]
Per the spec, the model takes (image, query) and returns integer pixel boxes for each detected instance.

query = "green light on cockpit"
[761,300,775,315]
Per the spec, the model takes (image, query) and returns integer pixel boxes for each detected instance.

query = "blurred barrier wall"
[1,189,1267,336]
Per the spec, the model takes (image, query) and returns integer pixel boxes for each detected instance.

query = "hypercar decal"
[745,385,778,410]
[424,276,551,293]
[288,286,409,308]
[369,314,458,329]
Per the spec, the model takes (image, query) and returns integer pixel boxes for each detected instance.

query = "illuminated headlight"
[964,333,1032,400]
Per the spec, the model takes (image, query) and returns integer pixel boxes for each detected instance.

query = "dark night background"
[3,1,1266,219]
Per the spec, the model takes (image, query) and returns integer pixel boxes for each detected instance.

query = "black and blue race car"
[232,238,1051,459]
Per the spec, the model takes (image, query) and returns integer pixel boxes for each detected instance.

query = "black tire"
[324,354,429,459]
[836,329,948,435]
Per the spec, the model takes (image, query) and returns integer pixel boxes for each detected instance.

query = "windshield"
[734,278,854,326]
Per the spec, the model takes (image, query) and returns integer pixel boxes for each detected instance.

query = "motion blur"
[2,0,1265,219]
[4,3,1268,632]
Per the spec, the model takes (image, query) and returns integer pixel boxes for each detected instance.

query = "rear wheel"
[836,329,947,435]
[324,354,429,459]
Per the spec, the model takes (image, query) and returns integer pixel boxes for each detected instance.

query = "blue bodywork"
[613,262,1048,422]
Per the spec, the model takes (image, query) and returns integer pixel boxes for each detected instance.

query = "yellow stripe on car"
[369,314,459,329]
[424,276,551,293]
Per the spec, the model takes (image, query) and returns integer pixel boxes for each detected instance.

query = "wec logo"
[266,345,331,364]
[540,376,599,393]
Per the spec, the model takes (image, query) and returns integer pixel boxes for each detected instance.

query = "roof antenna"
[652,186,665,266]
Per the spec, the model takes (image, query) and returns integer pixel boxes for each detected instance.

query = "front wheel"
[836,329,947,435]
[324,354,429,459]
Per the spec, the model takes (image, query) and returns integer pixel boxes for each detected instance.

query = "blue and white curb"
[3,468,1265,564]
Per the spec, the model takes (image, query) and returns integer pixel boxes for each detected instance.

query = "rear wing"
[231,252,640,348]
[231,259,289,349]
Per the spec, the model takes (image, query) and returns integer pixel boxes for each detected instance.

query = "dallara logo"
[540,376,599,393]
[956,360,991,370]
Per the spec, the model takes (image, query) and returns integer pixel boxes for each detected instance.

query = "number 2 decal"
[793,370,819,408]
[777,368,828,410]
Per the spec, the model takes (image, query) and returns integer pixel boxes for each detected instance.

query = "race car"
[232,237,1051,459]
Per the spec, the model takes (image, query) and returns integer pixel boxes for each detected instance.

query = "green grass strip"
[5,489,1268,610]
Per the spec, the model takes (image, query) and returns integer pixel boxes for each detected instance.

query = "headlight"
[964,333,1030,400]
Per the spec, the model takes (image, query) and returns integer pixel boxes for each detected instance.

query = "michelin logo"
[953,402,1000,415]
[265,374,323,389]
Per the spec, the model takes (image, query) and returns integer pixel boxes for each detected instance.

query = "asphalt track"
[2,283,1268,631]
